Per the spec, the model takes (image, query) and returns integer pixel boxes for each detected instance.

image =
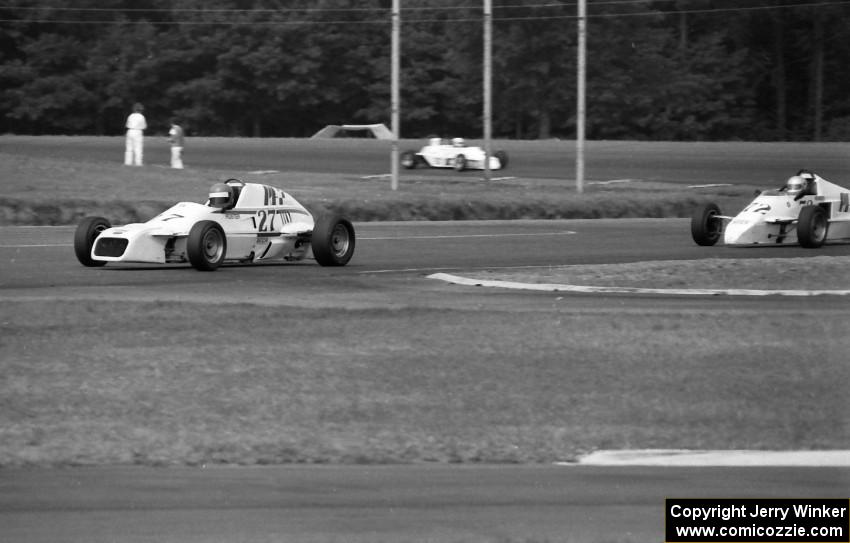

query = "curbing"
[572,449,850,467]
[428,273,850,297]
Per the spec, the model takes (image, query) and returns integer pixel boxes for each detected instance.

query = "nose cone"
[724,218,773,245]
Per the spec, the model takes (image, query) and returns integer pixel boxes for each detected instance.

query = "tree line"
[2,0,849,141]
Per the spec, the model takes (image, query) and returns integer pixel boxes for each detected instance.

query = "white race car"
[401,137,508,171]
[691,170,850,247]
[74,179,355,271]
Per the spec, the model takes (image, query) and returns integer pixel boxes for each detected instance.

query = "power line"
[3,0,843,11]
[1,0,848,26]
[498,0,850,21]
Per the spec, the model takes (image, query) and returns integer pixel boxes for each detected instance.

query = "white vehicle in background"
[401,137,508,172]
[691,170,850,247]
[74,178,355,271]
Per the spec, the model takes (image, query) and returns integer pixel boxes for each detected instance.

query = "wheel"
[187,221,227,271]
[453,154,467,172]
[494,150,509,169]
[691,203,723,246]
[74,216,111,267]
[797,205,828,248]
[312,214,355,266]
[401,150,417,169]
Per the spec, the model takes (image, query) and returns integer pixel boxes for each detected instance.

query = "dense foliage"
[2,0,849,140]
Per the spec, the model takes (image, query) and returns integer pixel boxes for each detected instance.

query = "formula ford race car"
[401,137,508,171]
[74,179,355,271]
[691,170,850,247]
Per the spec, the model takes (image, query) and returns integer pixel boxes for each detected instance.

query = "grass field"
[3,298,848,467]
[1,138,848,468]
[0,136,764,225]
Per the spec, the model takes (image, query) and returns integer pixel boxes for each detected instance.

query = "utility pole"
[390,0,400,191]
[483,0,492,182]
[576,0,586,194]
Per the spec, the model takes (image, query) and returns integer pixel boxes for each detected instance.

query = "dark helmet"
[208,183,235,209]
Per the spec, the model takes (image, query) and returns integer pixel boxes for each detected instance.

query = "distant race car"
[691,170,850,247]
[401,137,508,171]
[74,179,355,271]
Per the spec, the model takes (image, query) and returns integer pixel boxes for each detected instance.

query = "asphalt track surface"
[2,220,849,542]
[3,465,848,543]
[5,219,850,312]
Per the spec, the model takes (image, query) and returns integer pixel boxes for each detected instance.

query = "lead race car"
[74,179,355,271]
[401,137,508,172]
[691,170,850,247]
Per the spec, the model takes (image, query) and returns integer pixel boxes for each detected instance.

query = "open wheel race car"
[691,170,850,247]
[74,179,355,271]
[401,137,508,172]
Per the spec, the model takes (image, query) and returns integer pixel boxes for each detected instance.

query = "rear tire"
[691,203,723,246]
[187,221,227,271]
[312,214,355,266]
[494,150,509,169]
[797,206,828,248]
[401,150,417,169]
[74,216,111,267]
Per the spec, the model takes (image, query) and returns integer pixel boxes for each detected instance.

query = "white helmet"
[451,137,465,148]
[785,175,805,195]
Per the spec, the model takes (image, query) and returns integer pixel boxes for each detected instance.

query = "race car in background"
[74,179,355,271]
[401,137,508,171]
[691,170,850,247]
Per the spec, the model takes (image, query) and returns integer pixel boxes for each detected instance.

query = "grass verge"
[1,299,847,467]
[461,256,850,291]
[0,150,754,225]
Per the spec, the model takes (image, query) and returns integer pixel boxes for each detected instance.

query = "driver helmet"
[208,182,235,209]
[452,137,465,148]
[785,175,805,195]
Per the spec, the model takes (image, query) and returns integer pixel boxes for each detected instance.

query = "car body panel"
[414,138,503,170]
[715,173,850,245]
[90,182,316,264]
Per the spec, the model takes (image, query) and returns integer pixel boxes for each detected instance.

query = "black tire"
[691,203,723,246]
[453,154,467,172]
[74,216,111,267]
[797,205,828,248]
[401,150,417,169]
[494,150,509,169]
[187,221,227,271]
[312,214,355,267]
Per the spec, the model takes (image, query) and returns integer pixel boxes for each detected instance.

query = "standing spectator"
[168,119,185,169]
[124,102,147,166]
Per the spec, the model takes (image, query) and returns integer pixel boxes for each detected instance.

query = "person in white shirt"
[124,103,147,166]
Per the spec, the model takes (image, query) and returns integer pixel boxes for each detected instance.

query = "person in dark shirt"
[168,119,185,169]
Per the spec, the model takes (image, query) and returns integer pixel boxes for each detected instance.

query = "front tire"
[312,214,355,266]
[74,216,111,267]
[187,221,227,271]
[453,154,467,172]
[797,206,828,248]
[494,150,509,169]
[691,203,723,246]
